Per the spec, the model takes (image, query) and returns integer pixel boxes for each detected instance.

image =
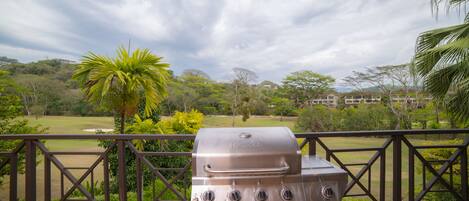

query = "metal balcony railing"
[0,129,468,201]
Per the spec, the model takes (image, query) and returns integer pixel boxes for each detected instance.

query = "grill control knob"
[281,187,293,200]
[321,186,334,199]
[202,190,215,201]
[228,190,242,201]
[255,190,268,201]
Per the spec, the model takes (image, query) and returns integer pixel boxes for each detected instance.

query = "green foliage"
[420,139,465,175]
[0,71,22,120]
[70,180,190,201]
[296,104,392,132]
[296,105,340,132]
[418,139,468,201]
[15,74,67,116]
[429,121,441,129]
[99,110,203,193]
[413,0,469,122]
[228,68,258,123]
[70,181,104,198]
[73,47,170,133]
[0,56,18,64]
[341,104,389,131]
[271,97,296,120]
[411,103,436,129]
[165,110,204,134]
[0,58,108,116]
[281,70,335,107]
[164,69,228,115]
[0,70,46,184]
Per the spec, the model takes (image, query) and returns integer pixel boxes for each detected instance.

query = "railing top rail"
[0,134,196,140]
[0,129,468,140]
[295,129,469,137]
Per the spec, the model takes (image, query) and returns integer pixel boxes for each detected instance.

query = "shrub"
[341,104,389,131]
[295,105,340,132]
[99,110,203,194]
[0,70,47,184]
[428,121,441,129]
[418,139,468,200]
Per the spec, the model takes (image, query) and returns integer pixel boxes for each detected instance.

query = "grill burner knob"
[321,186,334,199]
[202,190,215,201]
[280,187,293,200]
[228,190,242,201]
[255,190,268,201]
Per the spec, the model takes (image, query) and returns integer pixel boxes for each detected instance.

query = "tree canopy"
[73,47,170,133]
[281,70,335,107]
[414,0,469,121]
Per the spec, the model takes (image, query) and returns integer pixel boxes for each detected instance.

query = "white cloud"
[0,44,78,62]
[0,0,462,82]
[0,1,87,55]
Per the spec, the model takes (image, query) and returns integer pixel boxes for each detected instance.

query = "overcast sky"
[0,0,463,83]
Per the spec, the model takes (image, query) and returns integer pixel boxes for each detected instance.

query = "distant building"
[310,93,433,108]
[311,94,339,108]
[258,80,279,89]
[391,96,433,104]
[344,95,381,105]
[54,59,77,64]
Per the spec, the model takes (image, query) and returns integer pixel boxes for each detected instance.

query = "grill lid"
[192,127,301,177]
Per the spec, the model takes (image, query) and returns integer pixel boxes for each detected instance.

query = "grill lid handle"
[204,162,290,175]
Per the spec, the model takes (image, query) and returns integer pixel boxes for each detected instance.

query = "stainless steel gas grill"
[191,127,347,201]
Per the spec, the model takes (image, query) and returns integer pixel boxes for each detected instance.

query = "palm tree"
[413,0,469,121]
[73,47,170,133]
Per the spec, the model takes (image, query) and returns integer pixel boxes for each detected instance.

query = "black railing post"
[392,135,402,201]
[117,140,128,201]
[308,137,316,155]
[461,146,467,200]
[44,152,51,201]
[60,172,64,198]
[25,140,36,201]
[408,147,414,201]
[379,149,386,201]
[103,154,110,201]
[136,156,143,201]
[9,154,17,201]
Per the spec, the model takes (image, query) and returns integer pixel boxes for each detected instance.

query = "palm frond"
[73,46,170,118]
[425,61,467,97]
[413,3,469,121]
[446,83,469,121]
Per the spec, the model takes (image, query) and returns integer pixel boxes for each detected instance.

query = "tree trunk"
[232,84,238,127]
[231,104,235,127]
[120,111,125,134]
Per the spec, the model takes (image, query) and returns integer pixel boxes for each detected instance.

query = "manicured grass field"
[203,115,298,130]
[19,116,115,134]
[0,115,456,200]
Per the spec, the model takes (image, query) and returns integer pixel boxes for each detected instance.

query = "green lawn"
[0,115,460,200]
[19,116,115,134]
[19,115,295,134]
[203,115,297,130]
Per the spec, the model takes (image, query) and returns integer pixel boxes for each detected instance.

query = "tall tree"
[0,70,45,183]
[271,97,295,121]
[73,47,170,133]
[281,70,335,107]
[413,0,469,121]
[230,68,257,126]
[167,80,198,112]
[344,64,418,129]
